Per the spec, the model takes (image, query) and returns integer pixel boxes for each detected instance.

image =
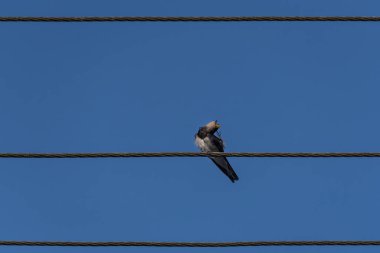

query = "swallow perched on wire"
[195,120,239,183]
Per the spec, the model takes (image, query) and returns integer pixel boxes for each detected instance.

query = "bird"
[195,120,239,183]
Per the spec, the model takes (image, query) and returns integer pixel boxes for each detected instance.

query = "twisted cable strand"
[0,152,380,158]
[1,16,380,22]
[1,240,380,247]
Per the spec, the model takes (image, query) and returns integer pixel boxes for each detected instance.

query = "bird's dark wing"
[208,134,224,152]
[209,156,239,183]
[207,134,239,183]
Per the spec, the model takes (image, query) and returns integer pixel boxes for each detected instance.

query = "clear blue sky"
[1,1,380,253]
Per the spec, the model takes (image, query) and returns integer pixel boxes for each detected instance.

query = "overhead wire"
[0,152,380,158]
[1,16,380,22]
[1,240,380,247]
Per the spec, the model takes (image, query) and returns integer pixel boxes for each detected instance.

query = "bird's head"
[205,120,221,133]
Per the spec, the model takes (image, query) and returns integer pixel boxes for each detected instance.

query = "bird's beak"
[215,122,221,129]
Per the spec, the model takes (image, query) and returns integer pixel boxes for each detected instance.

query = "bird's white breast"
[195,136,208,152]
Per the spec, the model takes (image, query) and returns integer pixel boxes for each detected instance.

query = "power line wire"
[1,16,380,22]
[0,152,380,158]
[1,240,380,247]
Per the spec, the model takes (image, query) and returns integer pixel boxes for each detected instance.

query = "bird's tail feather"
[210,157,239,183]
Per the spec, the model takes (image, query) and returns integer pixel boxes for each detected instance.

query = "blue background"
[1,1,380,252]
